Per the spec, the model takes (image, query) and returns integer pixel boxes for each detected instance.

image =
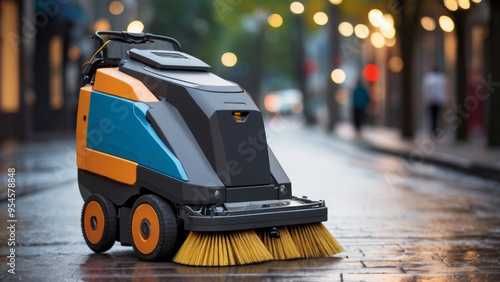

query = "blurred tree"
[148,0,296,107]
[454,9,467,141]
[290,12,315,124]
[488,0,500,147]
[325,3,341,131]
[393,0,423,139]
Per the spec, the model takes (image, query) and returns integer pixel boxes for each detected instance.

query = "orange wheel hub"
[132,204,160,255]
[84,201,105,244]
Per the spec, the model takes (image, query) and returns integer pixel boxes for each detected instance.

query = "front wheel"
[81,194,117,253]
[130,195,177,261]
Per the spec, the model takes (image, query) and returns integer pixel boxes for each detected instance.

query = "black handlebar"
[94,30,182,51]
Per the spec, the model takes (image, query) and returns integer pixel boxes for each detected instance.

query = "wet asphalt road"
[1,121,500,281]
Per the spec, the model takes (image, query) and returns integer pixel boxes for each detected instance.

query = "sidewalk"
[334,122,500,182]
[0,135,76,200]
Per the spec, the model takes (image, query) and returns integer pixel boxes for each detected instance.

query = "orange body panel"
[76,86,92,169]
[85,148,138,185]
[93,68,159,102]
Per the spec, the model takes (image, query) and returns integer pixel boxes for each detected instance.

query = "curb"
[368,144,500,183]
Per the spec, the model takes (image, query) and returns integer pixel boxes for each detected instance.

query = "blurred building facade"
[0,0,135,141]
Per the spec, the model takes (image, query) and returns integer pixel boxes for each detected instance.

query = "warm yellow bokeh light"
[127,20,144,33]
[94,18,111,31]
[444,0,458,11]
[471,0,481,3]
[380,14,394,31]
[368,9,384,27]
[458,0,470,9]
[268,13,283,28]
[221,52,237,67]
[439,15,455,32]
[329,0,343,4]
[68,46,81,61]
[388,56,403,72]
[290,2,304,14]
[370,32,385,48]
[385,36,396,47]
[331,69,346,84]
[313,12,328,26]
[354,24,369,39]
[335,89,348,104]
[421,17,436,31]
[381,27,395,39]
[338,22,354,37]
[109,1,124,15]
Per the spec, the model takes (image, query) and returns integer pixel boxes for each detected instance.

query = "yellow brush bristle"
[288,223,343,258]
[173,230,273,266]
[258,227,301,260]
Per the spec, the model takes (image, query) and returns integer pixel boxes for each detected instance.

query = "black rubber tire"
[81,194,117,253]
[130,195,177,261]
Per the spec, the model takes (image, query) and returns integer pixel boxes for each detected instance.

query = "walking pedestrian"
[351,78,371,134]
[423,66,447,137]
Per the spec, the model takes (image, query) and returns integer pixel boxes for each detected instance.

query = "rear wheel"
[81,194,117,253]
[130,195,177,261]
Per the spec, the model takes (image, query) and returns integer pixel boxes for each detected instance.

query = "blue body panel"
[86,91,188,181]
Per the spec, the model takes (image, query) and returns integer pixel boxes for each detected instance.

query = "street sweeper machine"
[77,31,342,266]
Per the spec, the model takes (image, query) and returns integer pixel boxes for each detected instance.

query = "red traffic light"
[363,64,380,82]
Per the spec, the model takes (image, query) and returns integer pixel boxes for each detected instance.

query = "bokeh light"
[421,17,436,31]
[370,32,385,48]
[127,20,144,33]
[444,0,458,11]
[268,13,283,28]
[264,94,282,113]
[109,1,124,16]
[68,46,81,61]
[331,69,346,84]
[471,0,481,3]
[94,18,111,31]
[368,9,384,27]
[439,15,455,32]
[458,0,470,9]
[313,12,329,26]
[329,0,343,4]
[338,22,354,37]
[381,27,395,39]
[354,24,370,39]
[363,64,380,82]
[385,36,396,47]
[388,56,403,72]
[221,52,237,67]
[290,2,304,14]
[335,89,348,104]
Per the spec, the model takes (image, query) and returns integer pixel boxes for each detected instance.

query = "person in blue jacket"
[351,78,371,134]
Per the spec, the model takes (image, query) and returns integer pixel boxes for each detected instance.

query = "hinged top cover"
[129,48,211,71]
